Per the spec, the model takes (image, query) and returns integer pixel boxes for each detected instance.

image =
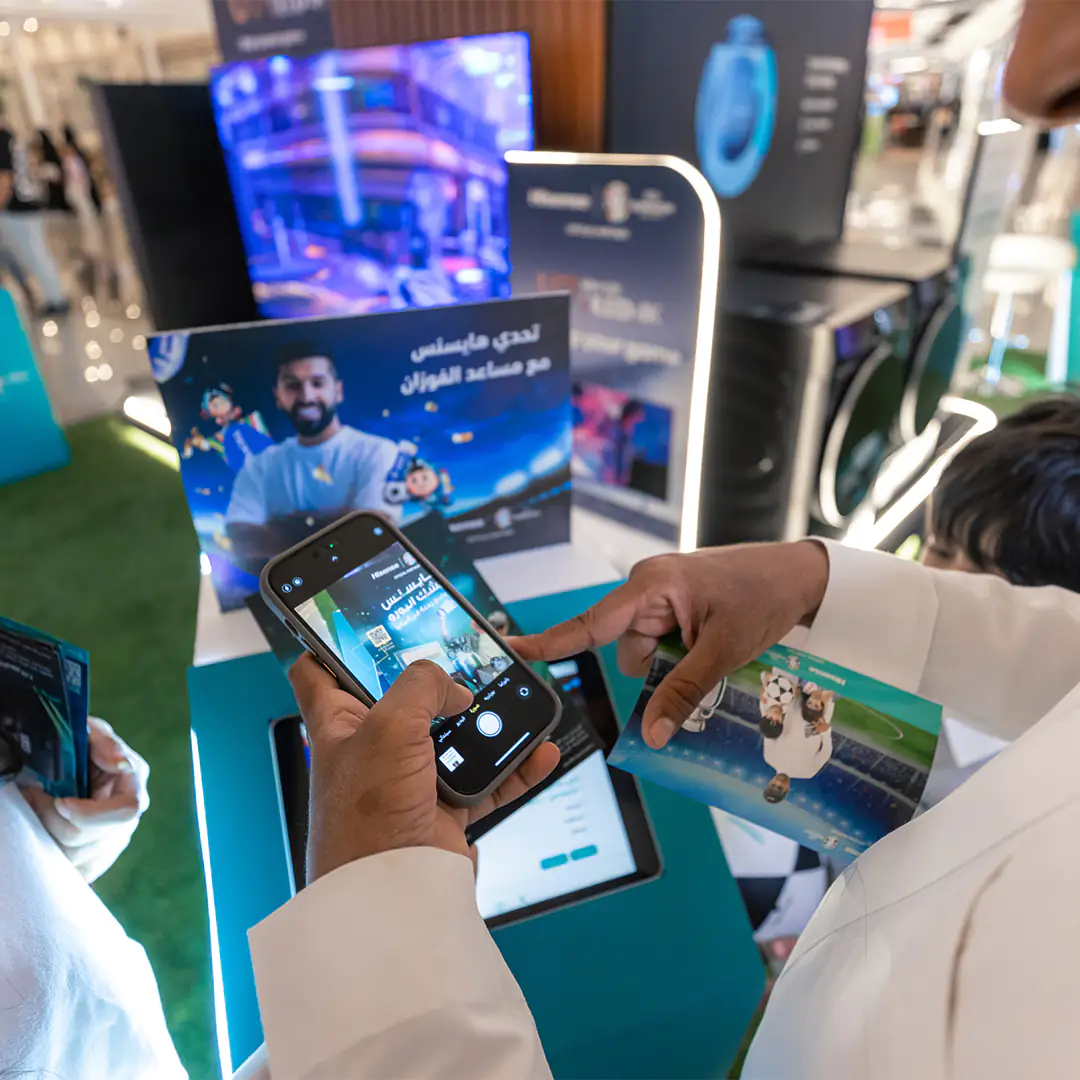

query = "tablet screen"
[474,747,637,920]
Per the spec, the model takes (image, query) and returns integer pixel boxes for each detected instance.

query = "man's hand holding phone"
[290,654,560,881]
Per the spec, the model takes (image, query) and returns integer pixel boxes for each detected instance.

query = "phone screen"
[274,518,557,797]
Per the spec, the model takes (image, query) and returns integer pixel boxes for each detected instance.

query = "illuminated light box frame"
[506,151,721,552]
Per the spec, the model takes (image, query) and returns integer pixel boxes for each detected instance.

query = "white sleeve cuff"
[803,541,939,695]
[249,847,527,1080]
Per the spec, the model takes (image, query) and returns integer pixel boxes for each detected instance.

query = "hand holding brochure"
[610,637,942,859]
[0,616,90,798]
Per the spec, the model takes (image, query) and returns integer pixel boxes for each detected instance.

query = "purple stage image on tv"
[210,33,534,320]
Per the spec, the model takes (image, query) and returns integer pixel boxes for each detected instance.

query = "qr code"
[366,625,392,648]
[63,657,83,691]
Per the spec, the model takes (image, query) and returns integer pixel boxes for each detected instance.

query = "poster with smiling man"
[149,295,571,610]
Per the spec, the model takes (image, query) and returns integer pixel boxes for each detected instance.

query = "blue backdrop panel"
[0,288,68,486]
[189,583,763,1078]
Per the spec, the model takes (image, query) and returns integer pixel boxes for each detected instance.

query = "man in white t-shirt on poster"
[226,343,400,573]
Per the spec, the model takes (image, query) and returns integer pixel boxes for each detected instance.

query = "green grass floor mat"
[962,348,1080,419]
[0,417,213,1077]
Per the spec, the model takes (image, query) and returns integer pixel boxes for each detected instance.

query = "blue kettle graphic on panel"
[695,14,778,198]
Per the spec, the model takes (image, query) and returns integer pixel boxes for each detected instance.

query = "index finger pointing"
[511,579,643,662]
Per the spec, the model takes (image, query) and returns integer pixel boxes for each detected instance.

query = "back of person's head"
[926,395,1080,592]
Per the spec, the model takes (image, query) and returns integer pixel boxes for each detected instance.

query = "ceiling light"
[23,17,39,33]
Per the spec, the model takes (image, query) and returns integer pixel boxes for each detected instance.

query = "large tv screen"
[210,33,534,320]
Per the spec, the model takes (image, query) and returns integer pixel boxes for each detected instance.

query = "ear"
[761,670,770,688]
[334,379,344,405]
[823,691,836,703]
[273,385,284,411]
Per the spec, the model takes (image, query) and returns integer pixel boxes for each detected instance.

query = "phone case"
[259,511,562,807]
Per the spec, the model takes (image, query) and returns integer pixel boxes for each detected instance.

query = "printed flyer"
[149,294,571,610]
[0,616,89,798]
[610,639,942,859]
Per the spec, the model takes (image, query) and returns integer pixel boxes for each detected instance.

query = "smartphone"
[269,713,309,893]
[260,511,562,806]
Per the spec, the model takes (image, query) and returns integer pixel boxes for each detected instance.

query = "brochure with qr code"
[0,617,90,798]
[609,637,943,860]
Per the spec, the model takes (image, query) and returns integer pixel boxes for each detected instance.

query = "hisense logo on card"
[526,188,593,212]
[808,667,846,687]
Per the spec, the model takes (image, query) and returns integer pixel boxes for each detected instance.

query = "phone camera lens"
[281,583,292,594]
[373,526,384,536]
[292,577,303,587]
[330,554,339,563]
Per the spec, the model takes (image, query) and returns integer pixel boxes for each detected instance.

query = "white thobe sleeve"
[244,847,551,1080]
[805,541,1080,743]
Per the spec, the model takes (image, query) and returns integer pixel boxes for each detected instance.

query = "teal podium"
[190,584,764,1078]
[0,288,68,486]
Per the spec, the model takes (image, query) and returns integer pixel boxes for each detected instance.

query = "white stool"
[981,233,1076,388]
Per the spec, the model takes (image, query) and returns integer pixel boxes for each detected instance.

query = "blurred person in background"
[0,242,33,306]
[923,395,1080,592]
[63,124,103,214]
[36,128,71,217]
[60,124,107,297]
[0,107,69,316]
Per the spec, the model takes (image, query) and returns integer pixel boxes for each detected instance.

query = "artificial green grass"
[962,348,1080,419]
[0,417,212,1077]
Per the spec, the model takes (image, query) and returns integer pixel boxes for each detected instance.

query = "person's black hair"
[932,394,1080,591]
[759,715,784,739]
[276,342,337,380]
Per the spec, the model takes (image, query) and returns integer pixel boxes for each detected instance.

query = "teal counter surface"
[189,583,764,1078]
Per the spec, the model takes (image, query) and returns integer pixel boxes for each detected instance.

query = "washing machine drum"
[900,294,964,441]
[817,343,906,526]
